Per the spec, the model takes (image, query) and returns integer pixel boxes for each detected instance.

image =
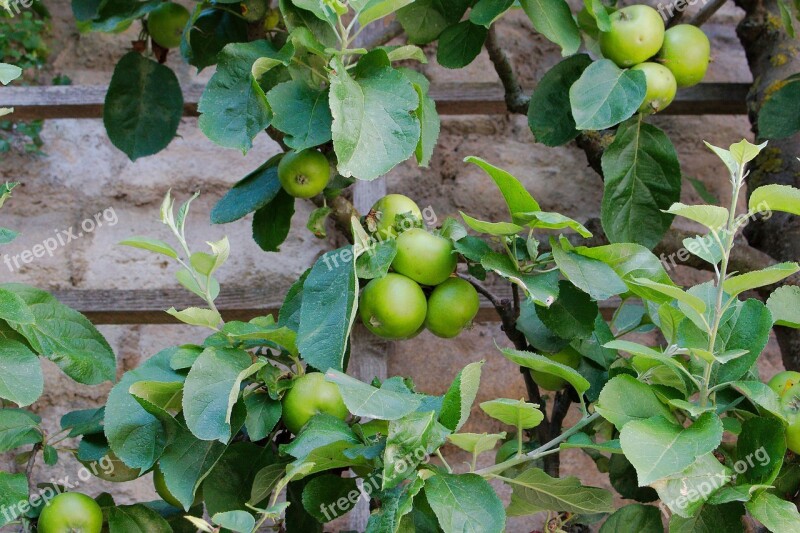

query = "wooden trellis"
[2,81,749,325]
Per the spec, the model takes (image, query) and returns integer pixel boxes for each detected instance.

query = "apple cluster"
[599,5,711,114]
[359,195,480,341]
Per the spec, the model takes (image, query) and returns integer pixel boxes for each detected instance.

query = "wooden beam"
[49,285,615,325]
[4,82,750,121]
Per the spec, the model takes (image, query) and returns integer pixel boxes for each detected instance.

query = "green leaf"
[0,409,41,452]
[383,411,448,489]
[730,381,786,421]
[448,432,506,455]
[601,118,682,248]
[291,0,337,26]
[683,234,724,266]
[297,245,361,373]
[325,370,421,420]
[576,243,677,301]
[0,288,33,325]
[289,440,371,476]
[519,0,581,56]
[159,422,232,510]
[183,347,258,442]
[249,463,287,505]
[479,398,544,429]
[595,374,673,430]
[301,474,359,522]
[203,442,274,517]
[281,413,359,460]
[729,139,768,165]
[425,472,505,533]
[551,241,627,301]
[180,8,249,71]
[329,56,420,181]
[460,212,523,236]
[267,81,332,150]
[104,52,182,160]
[501,347,591,395]
[652,454,732,518]
[758,74,800,139]
[212,511,255,533]
[715,299,773,383]
[0,339,43,406]
[198,41,282,153]
[470,0,515,26]
[0,472,29,526]
[356,239,397,280]
[528,54,593,146]
[108,504,172,533]
[438,360,483,432]
[0,63,22,85]
[252,189,296,252]
[0,227,18,245]
[600,504,662,532]
[463,156,540,221]
[244,391,281,441]
[357,0,415,25]
[570,60,646,130]
[61,407,104,437]
[620,412,723,485]
[1,284,116,385]
[395,0,471,44]
[736,417,785,486]
[665,203,729,231]
[669,502,746,533]
[119,237,179,259]
[745,491,800,532]
[631,278,707,316]
[518,211,592,236]
[749,184,800,217]
[506,468,614,515]
[166,307,221,330]
[105,348,185,469]
[561,433,622,454]
[727,262,800,296]
[436,21,487,69]
[129,381,183,417]
[535,281,598,340]
[767,285,800,327]
[408,74,440,167]
[210,155,282,224]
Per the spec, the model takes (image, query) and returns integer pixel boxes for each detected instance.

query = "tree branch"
[484,25,529,114]
[689,0,729,26]
[26,443,41,495]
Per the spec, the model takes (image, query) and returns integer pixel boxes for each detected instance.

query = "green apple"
[632,62,677,114]
[658,24,710,87]
[599,5,665,67]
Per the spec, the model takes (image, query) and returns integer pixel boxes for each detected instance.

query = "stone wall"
[0,1,785,531]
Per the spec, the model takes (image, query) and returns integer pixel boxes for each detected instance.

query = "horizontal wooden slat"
[4,82,750,121]
[49,286,616,325]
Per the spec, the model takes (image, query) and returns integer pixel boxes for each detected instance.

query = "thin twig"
[458,273,504,310]
[26,443,41,495]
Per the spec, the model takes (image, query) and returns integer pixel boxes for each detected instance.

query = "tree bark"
[736,0,800,370]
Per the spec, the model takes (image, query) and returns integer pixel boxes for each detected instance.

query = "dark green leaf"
[600,118,682,249]
[470,0,515,26]
[244,391,281,441]
[535,281,598,340]
[758,73,800,140]
[600,504,662,532]
[297,248,359,372]
[528,54,592,146]
[203,442,274,517]
[0,338,43,406]
[181,8,248,71]
[252,189,296,252]
[396,0,471,44]
[302,474,359,522]
[108,504,172,533]
[104,52,183,160]
[211,155,282,224]
[436,21,488,69]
